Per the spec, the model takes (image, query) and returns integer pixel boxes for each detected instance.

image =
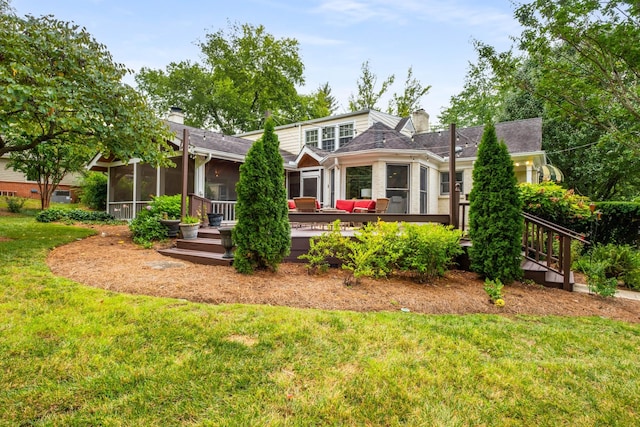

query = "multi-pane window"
[440,171,464,195]
[322,127,336,151]
[305,129,318,147]
[339,123,354,145]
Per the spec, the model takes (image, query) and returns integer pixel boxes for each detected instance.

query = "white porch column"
[526,163,533,183]
[194,156,207,197]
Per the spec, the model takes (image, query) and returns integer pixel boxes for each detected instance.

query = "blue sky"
[13,0,522,125]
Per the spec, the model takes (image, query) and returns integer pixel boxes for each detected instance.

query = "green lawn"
[1,215,639,426]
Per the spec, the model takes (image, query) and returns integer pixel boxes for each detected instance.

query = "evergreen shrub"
[233,117,290,273]
[468,123,523,283]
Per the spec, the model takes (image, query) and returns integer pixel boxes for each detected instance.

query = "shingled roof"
[413,117,543,158]
[333,117,542,158]
[166,121,297,164]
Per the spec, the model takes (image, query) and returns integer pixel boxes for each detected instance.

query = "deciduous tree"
[0,13,173,163]
[348,60,395,112]
[387,67,431,117]
[136,22,311,134]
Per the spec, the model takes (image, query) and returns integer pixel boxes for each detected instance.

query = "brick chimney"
[167,106,184,124]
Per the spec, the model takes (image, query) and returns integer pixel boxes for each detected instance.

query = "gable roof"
[334,122,414,153]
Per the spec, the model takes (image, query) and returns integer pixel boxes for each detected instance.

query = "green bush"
[519,182,593,233]
[78,172,107,210]
[591,202,640,246]
[233,117,290,273]
[574,243,640,291]
[469,123,523,284]
[129,210,168,248]
[35,208,115,223]
[4,196,26,213]
[300,221,463,285]
[394,223,463,283]
[127,195,183,246]
[148,194,182,220]
[35,208,67,223]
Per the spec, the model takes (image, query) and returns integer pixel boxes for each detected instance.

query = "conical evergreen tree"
[468,122,523,283]
[233,117,291,273]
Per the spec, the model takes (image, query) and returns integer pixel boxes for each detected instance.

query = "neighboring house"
[91,107,556,220]
[0,154,80,202]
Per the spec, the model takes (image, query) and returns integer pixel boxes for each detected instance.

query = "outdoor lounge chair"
[373,197,389,213]
[293,197,319,212]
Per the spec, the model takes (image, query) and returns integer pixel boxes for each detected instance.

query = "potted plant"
[159,212,181,238]
[207,212,224,227]
[179,215,200,239]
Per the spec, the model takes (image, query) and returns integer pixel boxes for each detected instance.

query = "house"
[241,109,547,215]
[91,107,553,220]
[0,154,80,202]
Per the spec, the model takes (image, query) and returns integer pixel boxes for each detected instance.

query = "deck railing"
[108,201,151,221]
[522,212,589,291]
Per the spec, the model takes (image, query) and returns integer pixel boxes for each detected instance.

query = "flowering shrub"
[519,182,593,232]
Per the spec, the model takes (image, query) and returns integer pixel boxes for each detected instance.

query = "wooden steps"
[522,259,574,291]
[158,227,232,266]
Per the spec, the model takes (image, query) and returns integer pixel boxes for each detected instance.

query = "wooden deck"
[158,214,574,290]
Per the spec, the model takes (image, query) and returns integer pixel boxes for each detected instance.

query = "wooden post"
[449,123,458,228]
[180,128,189,219]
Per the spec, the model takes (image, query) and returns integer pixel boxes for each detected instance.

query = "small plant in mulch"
[484,278,505,307]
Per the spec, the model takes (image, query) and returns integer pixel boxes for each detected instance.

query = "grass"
[1,214,639,425]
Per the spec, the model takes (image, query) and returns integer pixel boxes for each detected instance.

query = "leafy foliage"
[8,141,92,209]
[519,182,593,233]
[128,195,182,246]
[575,244,640,291]
[78,172,107,211]
[483,278,504,303]
[477,0,640,199]
[4,196,26,213]
[591,202,640,246]
[136,22,317,134]
[468,123,523,283]
[0,13,173,162]
[348,61,395,112]
[233,117,290,273]
[387,67,431,117]
[35,208,114,223]
[300,221,462,285]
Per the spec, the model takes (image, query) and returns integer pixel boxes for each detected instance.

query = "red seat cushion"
[288,200,296,210]
[335,199,356,213]
[354,200,376,211]
[316,200,321,210]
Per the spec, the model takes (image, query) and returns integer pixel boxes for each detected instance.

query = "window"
[345,166,372,200]
[322,127,335,151]
[440,171,463,195]
[339,123,354,145]
[305,129,318,147]
[420,166,428,213]
[386,164,409,213]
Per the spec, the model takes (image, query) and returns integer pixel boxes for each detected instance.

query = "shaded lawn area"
[1,216,639,426]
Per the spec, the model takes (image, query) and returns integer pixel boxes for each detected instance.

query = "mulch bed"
[46,224,640,323]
